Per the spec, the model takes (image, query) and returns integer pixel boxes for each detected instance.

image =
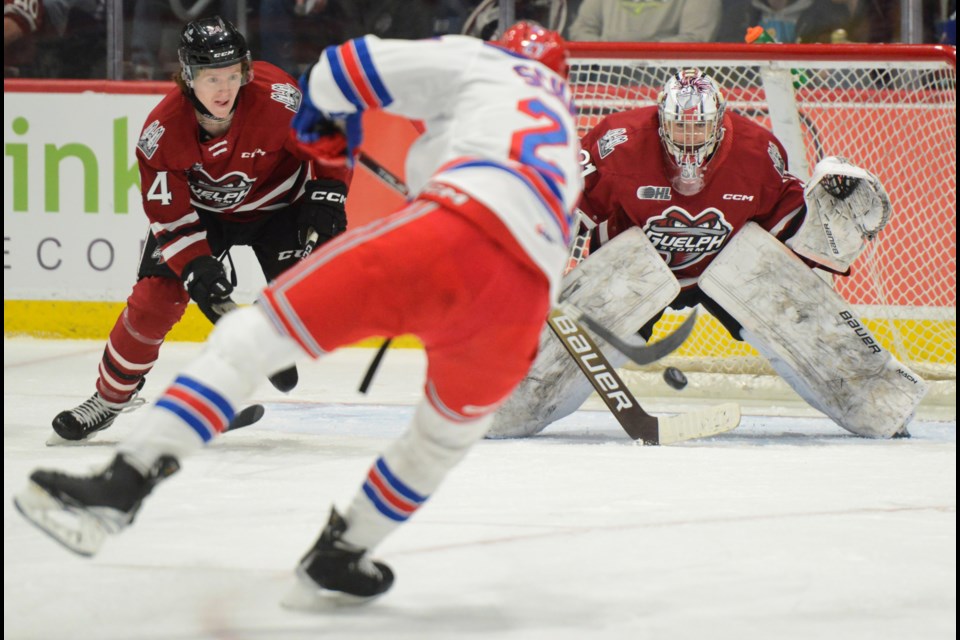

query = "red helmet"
[497,21,568,77]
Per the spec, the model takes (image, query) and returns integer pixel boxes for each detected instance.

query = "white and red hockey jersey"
[579,107,807,289]
[303,35,583,298]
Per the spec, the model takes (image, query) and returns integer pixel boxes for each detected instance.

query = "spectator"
[568,0,720,42]
[4,0,105,77]
[462,0,567,39]
[260,0,469,78]
[129,0,242,80]
[746,0,869,44]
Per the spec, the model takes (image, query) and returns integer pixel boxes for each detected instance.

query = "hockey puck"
[663,366,688,390]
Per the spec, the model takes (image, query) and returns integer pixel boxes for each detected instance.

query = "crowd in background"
[3,0,957,80]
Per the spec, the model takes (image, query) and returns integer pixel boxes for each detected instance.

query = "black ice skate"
[51,388,146,443]
[282,507,395,609]
[13,454,179,557]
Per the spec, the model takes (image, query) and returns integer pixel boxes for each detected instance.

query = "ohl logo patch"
[188,167,256,209]
[644,207,733,269]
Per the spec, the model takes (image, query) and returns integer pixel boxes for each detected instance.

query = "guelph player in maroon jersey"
[49,16,350,443]
[491,68,925,441]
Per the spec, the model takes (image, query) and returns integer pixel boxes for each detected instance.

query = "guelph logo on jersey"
[637,186,672,200]
[271,83,301,113]
[137,120,165,160]
[597,128,628,159]
[644,207,733,269]
[188,167,256,209]
[768,142,785,177]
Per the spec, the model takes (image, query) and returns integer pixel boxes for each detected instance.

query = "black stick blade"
[579,310,698,367]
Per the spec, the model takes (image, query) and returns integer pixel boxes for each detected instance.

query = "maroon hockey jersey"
[134,61,342,275]
[578,106,806,289]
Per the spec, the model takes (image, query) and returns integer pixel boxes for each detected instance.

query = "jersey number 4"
[146,172,173,206]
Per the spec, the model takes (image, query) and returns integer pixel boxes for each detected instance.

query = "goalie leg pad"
[700,222,927,438]
[488,228,680,438]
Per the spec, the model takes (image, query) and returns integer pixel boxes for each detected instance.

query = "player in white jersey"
[14,22,582,607]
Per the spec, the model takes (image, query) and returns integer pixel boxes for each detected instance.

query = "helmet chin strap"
[187,89,239,121]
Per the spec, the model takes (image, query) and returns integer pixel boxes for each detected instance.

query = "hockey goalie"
[489,68,927,440]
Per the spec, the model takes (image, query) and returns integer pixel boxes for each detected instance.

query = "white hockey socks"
[341,399,492,550]
[119,306,305,469]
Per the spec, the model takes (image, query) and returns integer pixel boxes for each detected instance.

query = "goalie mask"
[657,69,726,195]
[497,20,569,77]
[178,16,253,89]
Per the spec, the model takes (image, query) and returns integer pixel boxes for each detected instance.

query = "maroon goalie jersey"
[135,61,337,276]
[578,107,806,289]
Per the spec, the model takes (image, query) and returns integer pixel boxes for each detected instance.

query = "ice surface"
[4,338,955,640]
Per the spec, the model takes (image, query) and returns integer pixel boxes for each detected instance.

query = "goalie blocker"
[700,222,927,438]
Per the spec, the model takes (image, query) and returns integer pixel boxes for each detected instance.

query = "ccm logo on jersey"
[310,191,346,205]
[722,193,754,201]
[839,310,882,354]
[241,149,266,158]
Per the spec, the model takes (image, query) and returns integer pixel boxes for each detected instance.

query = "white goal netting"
[567,43,956,388]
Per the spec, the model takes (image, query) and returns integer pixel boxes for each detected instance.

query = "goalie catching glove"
[299,179,348,245]
[182,255,235,324]
[787,156,892,272]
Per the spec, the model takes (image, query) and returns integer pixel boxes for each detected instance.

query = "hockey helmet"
[497,21,568,77]
[178,16,253,87]
[657,69,726,194]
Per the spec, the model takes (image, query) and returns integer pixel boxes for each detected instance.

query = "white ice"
[4,337,956,640]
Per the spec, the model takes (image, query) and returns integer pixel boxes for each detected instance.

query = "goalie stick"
[355,153,737,443]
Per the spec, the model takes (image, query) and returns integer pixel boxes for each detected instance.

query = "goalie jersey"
[302,35,583,298]
[579,107,807,289]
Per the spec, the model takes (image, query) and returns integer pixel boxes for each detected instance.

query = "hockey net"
[566,43,956,390]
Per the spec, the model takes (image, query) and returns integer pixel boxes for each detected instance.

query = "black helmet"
[178,16,252,87]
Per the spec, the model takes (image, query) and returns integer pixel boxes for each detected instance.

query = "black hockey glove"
[181,255,235,324]
[299,179,348,246]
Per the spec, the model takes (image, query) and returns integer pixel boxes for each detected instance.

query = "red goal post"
[565,42,956,386]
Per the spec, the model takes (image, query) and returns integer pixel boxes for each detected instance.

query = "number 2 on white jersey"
[510,98,568,186]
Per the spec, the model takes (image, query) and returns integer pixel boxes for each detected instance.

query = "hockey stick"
[359,338,392,394]
[265,229,320,393]
[352,154,733,440]
[351,152,409,393]
[357,152,409,197]
[553,307,739,444]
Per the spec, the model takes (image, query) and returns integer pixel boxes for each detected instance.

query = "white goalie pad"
[786,156,893,272]
[488,228,680,438]
[701,222,927,438]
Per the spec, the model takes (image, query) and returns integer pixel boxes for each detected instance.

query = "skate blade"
[45,430,107,447]
[12,481,108,557]
[46,432,89,447]
[280,574,385,611]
